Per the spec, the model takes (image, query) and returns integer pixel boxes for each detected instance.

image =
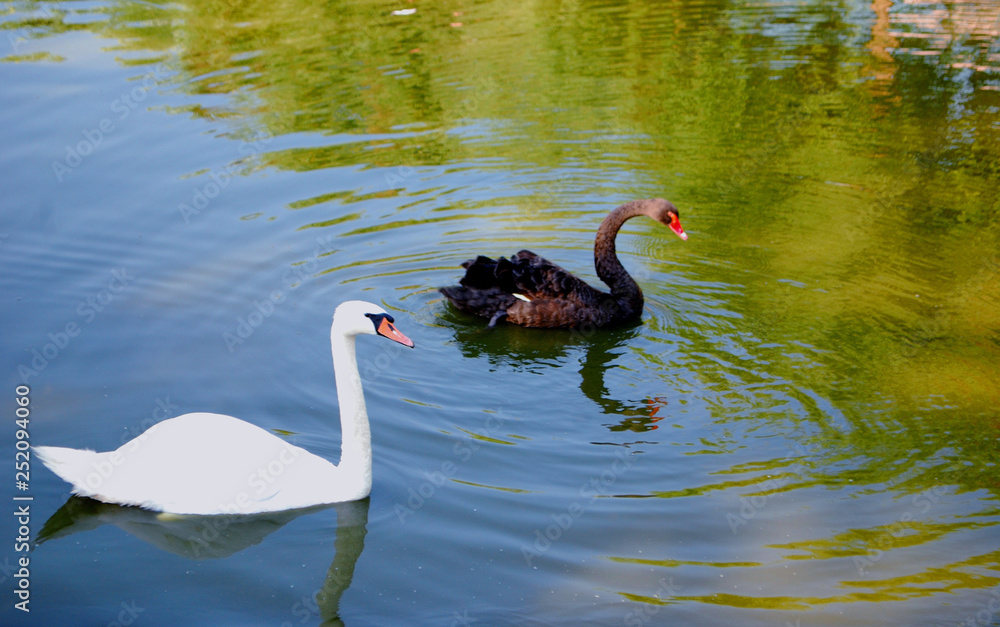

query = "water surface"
[2,0,999,625]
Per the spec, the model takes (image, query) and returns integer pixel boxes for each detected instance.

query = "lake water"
[2,0,999,625]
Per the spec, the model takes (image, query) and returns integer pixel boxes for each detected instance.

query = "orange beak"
[377,317,415,348]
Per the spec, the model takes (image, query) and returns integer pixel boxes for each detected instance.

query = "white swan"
[35,300,414,516]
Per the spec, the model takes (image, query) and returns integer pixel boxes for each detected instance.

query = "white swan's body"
[35,301,414,516]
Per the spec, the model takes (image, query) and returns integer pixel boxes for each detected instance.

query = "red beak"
[669,214,688,241]
[377,317,415,348]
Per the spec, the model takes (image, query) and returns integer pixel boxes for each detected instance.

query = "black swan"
[439,198,687,328]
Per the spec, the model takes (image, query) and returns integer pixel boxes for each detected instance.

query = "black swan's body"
[439,198,687,329]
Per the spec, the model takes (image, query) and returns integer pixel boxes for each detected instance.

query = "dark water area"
[1,0,999,625]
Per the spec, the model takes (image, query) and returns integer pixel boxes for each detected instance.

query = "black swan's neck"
[594,200,648,310]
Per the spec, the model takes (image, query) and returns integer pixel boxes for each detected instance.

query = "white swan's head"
[333,300,415,347]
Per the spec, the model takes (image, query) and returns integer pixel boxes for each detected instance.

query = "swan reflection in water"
[442,313,668,433]
[36,495,370,625]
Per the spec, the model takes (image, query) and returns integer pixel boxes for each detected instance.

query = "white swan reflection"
[36,495,370,624]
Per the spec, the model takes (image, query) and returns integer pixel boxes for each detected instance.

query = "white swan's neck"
[331,329,372,497]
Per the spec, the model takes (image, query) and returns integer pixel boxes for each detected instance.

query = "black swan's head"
[645,198,688,241]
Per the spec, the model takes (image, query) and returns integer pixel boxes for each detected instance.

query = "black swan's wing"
[440,250,609,327]
[498,250,599,302]
[438,256,517,324]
